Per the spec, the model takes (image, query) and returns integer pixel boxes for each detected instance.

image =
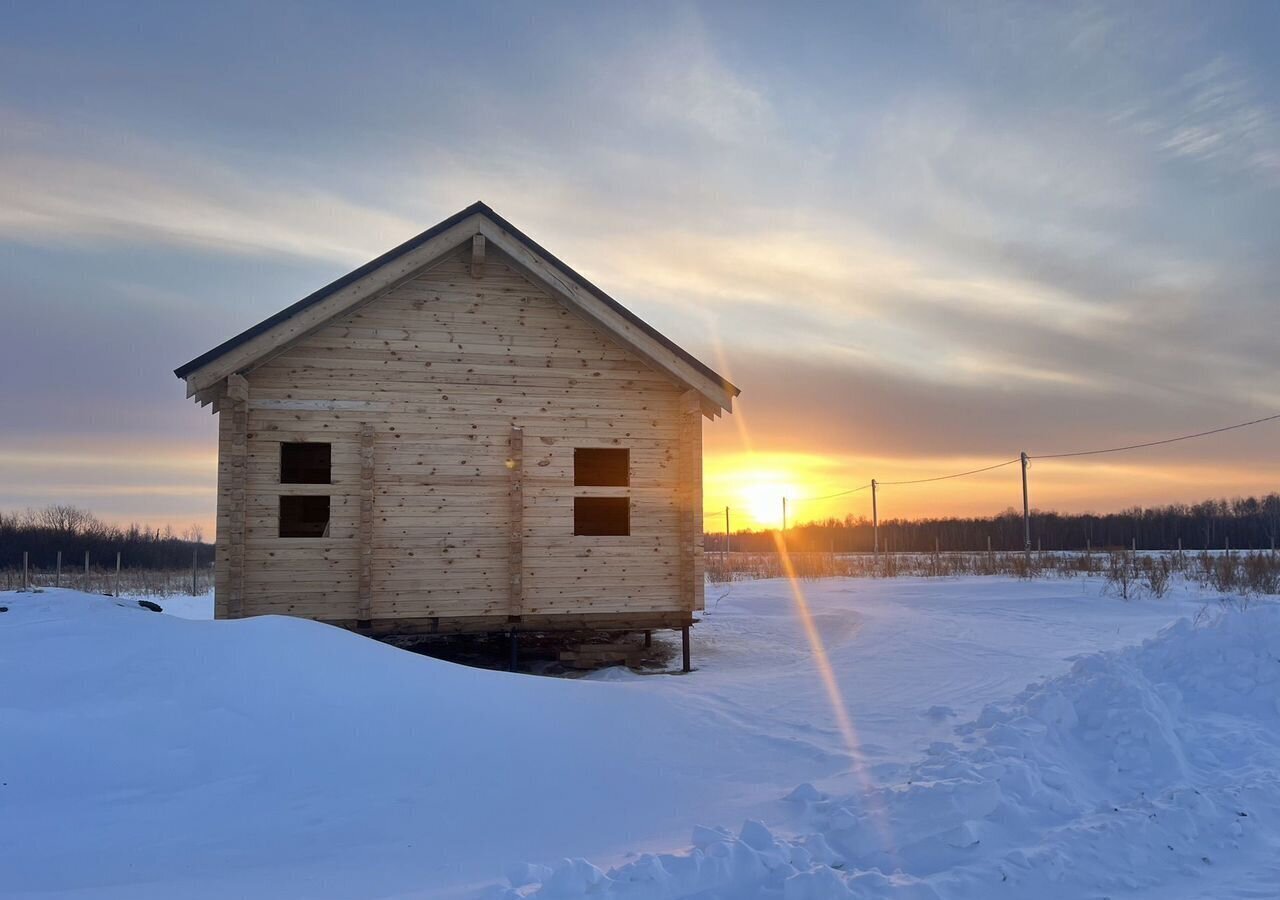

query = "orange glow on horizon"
[703,448,1280,532]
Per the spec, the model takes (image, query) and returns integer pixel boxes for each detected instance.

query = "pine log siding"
[216,248,704,627]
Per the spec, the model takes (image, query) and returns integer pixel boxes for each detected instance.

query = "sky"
[2,1,1280,533]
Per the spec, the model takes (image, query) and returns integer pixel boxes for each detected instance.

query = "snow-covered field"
[2,577,1277,898]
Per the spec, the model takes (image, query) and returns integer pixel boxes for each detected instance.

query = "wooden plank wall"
[226,248,694,623]
[357,423,375,621]
[213,411,233,618]
[213,374,249,619]
[508,425,524,616]
[678,390,706,612]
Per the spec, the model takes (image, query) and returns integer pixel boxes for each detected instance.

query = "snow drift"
[1,589,770,898]
[2,581,1271,899]
[506,603,1280,898]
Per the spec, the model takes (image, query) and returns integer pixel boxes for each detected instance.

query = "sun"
[703,453,817,530]
[738,476,798,530]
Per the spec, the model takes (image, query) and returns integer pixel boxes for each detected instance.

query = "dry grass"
[705,547,1280,597]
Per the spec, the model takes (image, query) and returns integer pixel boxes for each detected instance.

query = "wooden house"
[175,202,738,668]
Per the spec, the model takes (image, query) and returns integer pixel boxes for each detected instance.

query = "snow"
[1,578,1275,899]
[148,590,214,620]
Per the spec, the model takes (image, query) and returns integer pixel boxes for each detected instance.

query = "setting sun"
[703,456,812,531]
[737,477,796,530]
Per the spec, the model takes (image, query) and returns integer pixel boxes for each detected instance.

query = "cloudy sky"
[3,1,1279,531]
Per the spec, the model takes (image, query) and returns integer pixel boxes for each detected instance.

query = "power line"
[1029,412,1280,460]
[878,458,1021,486]
[792,483,873,503]
[704,410,1280,514]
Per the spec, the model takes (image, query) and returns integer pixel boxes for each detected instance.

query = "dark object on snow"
[137,600,163,612]
[0,606,8,613]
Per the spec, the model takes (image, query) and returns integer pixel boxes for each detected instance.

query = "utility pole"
[724,507,730,564]
[1020,451,1031,564]
[871,478,879,561]
[781,497,787,534]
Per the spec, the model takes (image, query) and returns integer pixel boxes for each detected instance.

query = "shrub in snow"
[1103,550,1139,600]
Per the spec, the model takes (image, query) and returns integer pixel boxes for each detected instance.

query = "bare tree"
[1264,495,1280,554]
[36,505,97,534]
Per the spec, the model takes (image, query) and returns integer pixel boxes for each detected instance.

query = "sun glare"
[703,453,824,531]
[737,479,793,529]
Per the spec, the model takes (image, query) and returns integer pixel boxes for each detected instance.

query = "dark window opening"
[279,495,330,538]
[574,448,629,486]
[574,496,630,536]
[280,442,331,484]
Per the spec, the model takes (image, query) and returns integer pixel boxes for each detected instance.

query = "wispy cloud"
[1141,57,1280,183]
[0,115,421,262]
[624,26,772,144]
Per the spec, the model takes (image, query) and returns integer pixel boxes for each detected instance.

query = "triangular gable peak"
[174,202,738,418]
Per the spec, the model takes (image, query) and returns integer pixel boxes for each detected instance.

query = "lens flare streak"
[769,528,898,865]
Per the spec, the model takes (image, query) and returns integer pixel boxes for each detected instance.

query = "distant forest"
[709,495,1280,554]
[7,495,1280,571]
[0,506,213,570]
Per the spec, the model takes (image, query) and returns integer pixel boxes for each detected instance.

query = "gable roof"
[174,201,738,414]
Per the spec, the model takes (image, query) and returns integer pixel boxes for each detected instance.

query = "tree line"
[708,494,1280,554]
[0,506,214,569]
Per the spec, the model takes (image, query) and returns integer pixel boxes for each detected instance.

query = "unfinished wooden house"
[175,202,738,668]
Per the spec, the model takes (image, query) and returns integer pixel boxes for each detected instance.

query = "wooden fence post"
[84,550,89,591]
[191,548,198,596]
[114,551,121,597]
[56,550,62,588]
[22,551,28,591]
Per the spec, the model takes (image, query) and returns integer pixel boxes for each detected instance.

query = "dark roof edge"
[173,201,740,399]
